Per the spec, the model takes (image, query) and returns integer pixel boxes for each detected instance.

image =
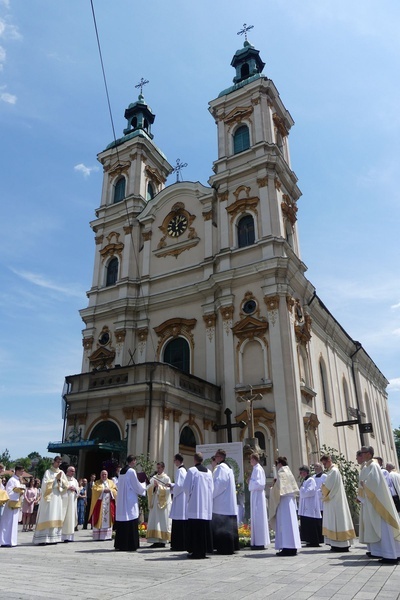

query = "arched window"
[164,337,190,373]
[319,358,331,415]
[237,214,255,248]
[179,426,196,448]
[113,177,126,204]
[106,257,119,286]
[233,125,250,154]
[147,182,155,201]
[255,431,266,451]
[89,421,121,443]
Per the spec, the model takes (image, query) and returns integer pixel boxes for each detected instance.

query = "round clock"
[98,331,110,346]
[167,214,188,237]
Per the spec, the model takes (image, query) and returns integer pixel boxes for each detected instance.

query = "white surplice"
[0,475,25,547]
[170,465,187,521]
[115,468,146,522]
[248,463,270,547]
[61,476,79,541]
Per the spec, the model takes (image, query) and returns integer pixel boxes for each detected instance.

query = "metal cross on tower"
[237,23,254,42]
[172,158,188,182]
[135,77,149,95]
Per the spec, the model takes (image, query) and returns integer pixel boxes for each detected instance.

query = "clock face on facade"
[167,214,188,237]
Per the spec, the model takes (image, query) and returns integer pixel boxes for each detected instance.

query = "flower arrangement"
[238,523,251,547]
[139,522,147,538]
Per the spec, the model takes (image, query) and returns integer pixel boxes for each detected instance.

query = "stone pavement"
[1,527,399,600]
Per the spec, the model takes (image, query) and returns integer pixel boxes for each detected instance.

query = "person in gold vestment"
[89,470,117,541]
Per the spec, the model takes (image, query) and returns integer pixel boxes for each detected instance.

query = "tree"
[393,427,400,462]
[36,457,53,481]
[11,457,32,471]
[0,449,12,468]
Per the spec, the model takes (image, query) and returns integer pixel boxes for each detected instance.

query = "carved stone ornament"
[264,295,280,312]
[123,407,134,420]
[295,314,312,345]
[281,194,298,226]
[226,196,259,222]
[286,295,295,313]
[203,313,217,342]
[154,318,196,358]
[203,418,212,430]
[95,235,104,246]
[157,205,198,257]
[108,161,130,178]
[89,346,116,370]
[257,176,268,188]
[223,105,254,125]
[100,231,125,261]
[203,209,213,221]
[274,178,282,191]
[142,230,152,241]
[251,98,260,106]
[219,305,234,336]
[82,337,94,350]
[232,315,268,343]
[137,327,148,355]
[145,165,164,185]
[217,191,229,202]
[115,330,126,344]
[101,410,110,420]
[134,406,147,419]
[233,185,251,201]
[123,225,133,235]
[155,240,199,259]
[173,410,182,423]
[163,407,173,421]
[272,113,288,137]
[303,412,320,431]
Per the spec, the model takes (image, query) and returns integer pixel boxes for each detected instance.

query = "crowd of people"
[0,446,399,562]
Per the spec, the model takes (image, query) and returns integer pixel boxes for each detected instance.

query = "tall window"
[147,182,155,201]
[319,358,331,415]
[179,426,196,448]
[113,177,126,204]
[164,337,190,373]
[106,257,119,286]
[237,214,255,248]
[233,125,250,154]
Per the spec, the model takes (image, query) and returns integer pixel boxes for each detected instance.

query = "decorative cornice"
[155,240,199,258]
[123,407,134,420]
[145,165,164,185]
[89,346,116,369]
[108,161,130,178]
[274,178,282,191]
[163,407,173,421]
[134,405,146,419]
[232,315,268,342]
[273,113,288,137]
[233,185,251,201]
[226,196,259,222]
[203,210,213,221]
[154,318,196,358]
[223,105,254,125]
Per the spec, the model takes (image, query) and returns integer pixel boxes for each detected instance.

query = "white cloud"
[10,268,84,298]
[0,91,16,104]
[391,301,400,310]
[74,163,99,178]
[388,378,400,392]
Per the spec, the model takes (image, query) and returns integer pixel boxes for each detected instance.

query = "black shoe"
[250,545,265,550]
[366,552,381,559]
[276,549,297,556]
[379,558,398,564]
[149,543,165,548]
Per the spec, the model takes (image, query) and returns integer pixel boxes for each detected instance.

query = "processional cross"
[172,158,188,182]
[237,386,263,438]
[135,77,149,95]
[237,23,254,42]
[212,408,246,443]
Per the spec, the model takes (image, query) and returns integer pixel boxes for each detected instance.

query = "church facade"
[58,40,397,478]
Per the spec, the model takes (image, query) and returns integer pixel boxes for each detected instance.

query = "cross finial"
[172,158,188,182]
[237,23,254,42]
[135,77,149,96]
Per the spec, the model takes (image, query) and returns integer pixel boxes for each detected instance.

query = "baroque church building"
[56,39,397,477]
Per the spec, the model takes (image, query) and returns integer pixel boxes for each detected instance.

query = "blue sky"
[1,1,399,460]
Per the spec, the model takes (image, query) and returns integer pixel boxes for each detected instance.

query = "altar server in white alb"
[248,452,270,549]
[358,446,400,564]
[61,466,79,542]
[0,465,25,547]
[169,454,187,551]
[269,456,300,556]
[212,449,239,555]
[313,462,327,544]
[298,465,321,547]
[183,452,214,559]
[114,455,146,552]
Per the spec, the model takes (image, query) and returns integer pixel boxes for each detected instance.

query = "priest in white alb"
[114,455,146,551]
[358,446,400,564]
[320,454,355,552]
[33,456,69,545]
[269,456,300,556]
[61,465,79,542]
[146,462,171,548]
[248,452,269,549]
[0,465,25,547]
